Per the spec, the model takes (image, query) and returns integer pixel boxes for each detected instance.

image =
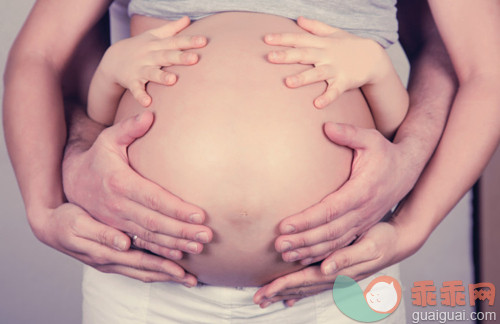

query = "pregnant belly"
[115,12,375,286]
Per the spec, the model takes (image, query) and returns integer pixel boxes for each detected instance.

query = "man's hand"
[32,203,197,286]
[255,221,407,308]
[63,111,213,260]
[275,122,420,274]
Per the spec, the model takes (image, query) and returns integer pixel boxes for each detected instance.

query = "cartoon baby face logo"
[333,275,402,322]
[364,276,402,314]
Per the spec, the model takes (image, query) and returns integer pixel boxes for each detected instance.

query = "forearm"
[3,55,67,221]
[87,64,124,125]
[393,0,500,253]
[394,77,500,252]
[361,58,409,138]
[390,37,457,194]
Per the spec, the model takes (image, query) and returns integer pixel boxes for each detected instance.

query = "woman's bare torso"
[115,12,374,286]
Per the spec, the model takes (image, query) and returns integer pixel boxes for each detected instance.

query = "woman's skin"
[3,0,499,305]
[113,12,376,286]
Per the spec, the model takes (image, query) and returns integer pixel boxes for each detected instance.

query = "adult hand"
[63,111,213,260]
[32,203,197,286]
[255,221,408,308]
[275,122,420,274]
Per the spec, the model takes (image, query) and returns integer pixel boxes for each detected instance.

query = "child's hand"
[100,16,207,106]
[265,17,391,109]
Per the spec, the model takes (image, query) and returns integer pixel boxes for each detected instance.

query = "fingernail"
[283,224,296,234]
[134,113,143,121]
[169,250,182,260]
[261,301,272,309]
[323,262,337,275]
[280,241,292,252]
[314,97,325,108]
[187,242,199,253]
[193,36,205,46]
[265,34,274,42]
[113,237,127,251]
[183,282,194,288]
[287,251,300,262]
[189,213,203,224]
[165,73,176,84]
[195,231,209,243]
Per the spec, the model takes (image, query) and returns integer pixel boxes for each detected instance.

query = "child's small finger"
[130,87,152,107]
[314,86,341,109]
[152,50,199,66]
[149,16,191,38]
[296,16,340,36]
[160,35,207,51]
[267,48,320,64]
[146,68,177,86]
[264,32,320,47]
[285,64,333,88]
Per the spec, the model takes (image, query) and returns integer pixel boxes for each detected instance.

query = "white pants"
[82,264,405,324]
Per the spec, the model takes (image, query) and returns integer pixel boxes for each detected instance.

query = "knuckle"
[133,237,145,250]
[363,238,378,256]
[173,206,186,221]
[337,253,352,269]
[178,226,190,240]
[320,201,337,223]
[316,66,328,79]
[144,193,160,211]
[105,172,127,196]
[325,225,339,240]
[296,236,308,248]
[141,228,156,242]
[172,239,184,251]
[95,229,110,246]
[106,198,124,215]
[144,215,160,232]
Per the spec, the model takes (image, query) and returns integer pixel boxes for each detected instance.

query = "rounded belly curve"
[115,12,375,286]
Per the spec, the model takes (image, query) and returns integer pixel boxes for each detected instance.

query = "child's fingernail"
[286,76,299,87]
[194,36,206,46]
[265,34,278,42]
[315,97,325,108]
[261,301,272,308]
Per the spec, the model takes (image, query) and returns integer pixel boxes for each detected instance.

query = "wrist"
[390,201,434,261]
[25,204,59,244]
